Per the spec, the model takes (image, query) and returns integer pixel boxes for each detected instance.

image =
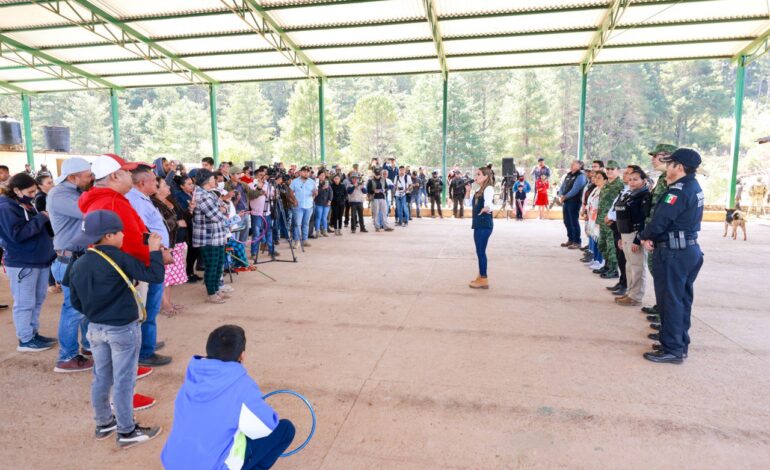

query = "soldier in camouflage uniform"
[595,160,624,278]
[642,143,677,316]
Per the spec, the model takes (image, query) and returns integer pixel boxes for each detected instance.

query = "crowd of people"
[558,143,705,364]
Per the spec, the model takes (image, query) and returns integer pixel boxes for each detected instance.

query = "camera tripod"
[495,179,515,220]
[253,185,298,265]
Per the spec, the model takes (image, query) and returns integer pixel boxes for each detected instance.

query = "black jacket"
[426,177,443,196]
[64,245,165,326]
[330,182,347,205]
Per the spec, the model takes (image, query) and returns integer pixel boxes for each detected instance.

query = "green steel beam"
[0,32,119,89]
[0,79,30,93]
[17,13,766,54]
[441,75,448,204]
[318,78,326,164]
[209,83,220,165]
[21,93,34,166]
[423,0,447,80]
[577,67,588,162]
[727,55,746,210]
[1,0,717,34]
[33,0,216,85]
[733,25,770,65]
[110,88,121,154]
[220,0,325,79]
[582,0,632,72]
[2,35,757,73]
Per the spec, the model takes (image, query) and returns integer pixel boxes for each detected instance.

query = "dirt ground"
[1,217,769,469]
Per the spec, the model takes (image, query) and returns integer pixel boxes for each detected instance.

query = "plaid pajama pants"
[199,245,225,295]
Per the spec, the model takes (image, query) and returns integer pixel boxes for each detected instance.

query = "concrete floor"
[0,217,769,469]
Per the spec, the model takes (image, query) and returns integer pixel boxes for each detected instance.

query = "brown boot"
[469,276,489,289]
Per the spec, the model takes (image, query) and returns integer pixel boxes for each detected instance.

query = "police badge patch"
[664,194,677,205]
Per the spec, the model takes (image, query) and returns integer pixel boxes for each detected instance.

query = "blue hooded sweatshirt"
[161,356,279,470]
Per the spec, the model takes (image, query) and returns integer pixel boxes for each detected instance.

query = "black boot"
[600,268,619,279]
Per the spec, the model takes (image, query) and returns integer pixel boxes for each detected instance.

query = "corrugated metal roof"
[0,0,768,93]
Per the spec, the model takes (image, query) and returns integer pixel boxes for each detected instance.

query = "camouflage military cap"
[605,160,620,169]
[648,143,677,156]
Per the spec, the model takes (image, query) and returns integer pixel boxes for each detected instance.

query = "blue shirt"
[126,188,170,247]
[290,177,317,210]
[640,174,704,241]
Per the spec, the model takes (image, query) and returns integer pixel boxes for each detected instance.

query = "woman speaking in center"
[469,166,494,289]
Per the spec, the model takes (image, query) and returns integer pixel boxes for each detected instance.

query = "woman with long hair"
[0,173,57,350]
[470,167,494,289]
[152,177,188,316]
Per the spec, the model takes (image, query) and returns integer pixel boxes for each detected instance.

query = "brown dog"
[724,209,747,241]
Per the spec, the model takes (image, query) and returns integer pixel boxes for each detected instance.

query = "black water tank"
[43,125,70,152]
[0,115,23,146]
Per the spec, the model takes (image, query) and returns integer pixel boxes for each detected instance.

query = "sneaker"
[80,348,92,356]
[137,366,153,380]
[54,354,93,373]
[34,333,58,345]
[117,424,162,450]
[138,353,172,367]
[303,241,312,247]
[132,393,157,411]
[17,337,53,352]
[219,284,235,293]
[95,416,118,440]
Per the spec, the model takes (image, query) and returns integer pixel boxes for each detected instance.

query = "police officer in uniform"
[639,148,705,364]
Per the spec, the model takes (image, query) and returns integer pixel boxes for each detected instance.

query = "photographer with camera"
[249,167,279,258]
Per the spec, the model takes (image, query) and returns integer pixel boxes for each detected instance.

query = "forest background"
[1,57,769,205]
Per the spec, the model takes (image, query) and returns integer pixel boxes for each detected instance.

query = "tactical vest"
[561,171,580,200]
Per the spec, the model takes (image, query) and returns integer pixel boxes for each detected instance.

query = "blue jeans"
[589,237,603,263]
[88,321,140,434]
[140,282,164,360]
[51,259,90,361]
[395,195,409,224]
[562,197,582,244]
[314,204,330,231]
[420,188,428,207]
[251,214,274,255]
[292,207,312,241]
[474,228,493,277]
[7,266,49,343]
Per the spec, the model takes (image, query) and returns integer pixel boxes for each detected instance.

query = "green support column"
[577,67,588,162]
[110,89,121,155]
[209,83,219,166]
[318,78,326,165]
[441,76,448,204]
[727,56,746,209]
[21,93,33,167]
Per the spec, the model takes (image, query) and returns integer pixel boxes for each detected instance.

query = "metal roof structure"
[0,0,769,93]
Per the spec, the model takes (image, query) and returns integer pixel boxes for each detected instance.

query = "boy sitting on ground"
[64,210,166,449]
[162,325,295,470]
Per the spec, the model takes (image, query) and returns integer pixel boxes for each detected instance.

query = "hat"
[55,157,91,184]
[300,165,311,172]
[91,154,140,180]
[432,170,438,175]
[606,160,620,169]
[349,172,360,179]
[648,143,677,156]
[662,148,701,168]
[373,167,382,176]
[72,210,124,248]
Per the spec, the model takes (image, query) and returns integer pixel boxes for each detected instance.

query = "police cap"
[662,148,701,169]
[606,160,620,169]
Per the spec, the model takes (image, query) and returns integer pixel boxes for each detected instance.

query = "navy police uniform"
[639,148,704,363]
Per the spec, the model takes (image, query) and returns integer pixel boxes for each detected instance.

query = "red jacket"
[79,187,150,265]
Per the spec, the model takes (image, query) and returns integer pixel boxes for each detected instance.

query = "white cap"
[91,154,140,180]
[55,157,91,184]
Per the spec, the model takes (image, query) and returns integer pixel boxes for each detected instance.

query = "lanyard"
[87,248,146,323]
